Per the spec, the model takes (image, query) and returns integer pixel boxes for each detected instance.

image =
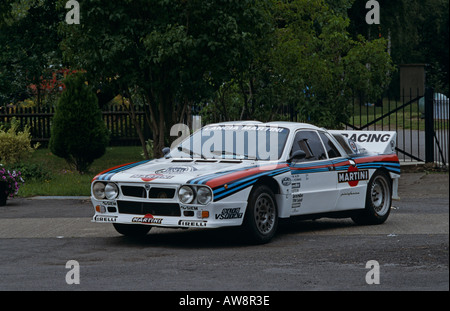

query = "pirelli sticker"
[338,169,369,187]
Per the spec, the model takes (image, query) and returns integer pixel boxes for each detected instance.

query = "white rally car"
[91,121,400,243]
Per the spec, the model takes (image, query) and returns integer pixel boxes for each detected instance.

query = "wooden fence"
[0,106,149,146]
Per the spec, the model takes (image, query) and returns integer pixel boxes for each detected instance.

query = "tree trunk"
[124,91,149,159]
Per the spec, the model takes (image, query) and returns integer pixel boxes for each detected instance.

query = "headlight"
[178,185,195,204]
[105,183,119,199]
[93,182,106,200]
[197,187,212,205]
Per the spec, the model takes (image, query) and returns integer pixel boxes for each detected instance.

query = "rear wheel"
[352,170,392,225]
[113,223,151,237]
[243,185,278,244]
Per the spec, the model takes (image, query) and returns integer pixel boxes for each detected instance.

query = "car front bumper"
[91,197,247,229]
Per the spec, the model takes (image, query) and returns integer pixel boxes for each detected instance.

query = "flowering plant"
[0,166,25,198]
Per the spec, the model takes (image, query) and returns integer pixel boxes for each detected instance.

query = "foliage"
[202,0,395,129]
[0,166,25,198]
[3,0,447,150]
[0,118,39,164]
[0,0,63,106]
[348,0,449,96]
[5,162,51,181]
[59,0,269,157]
[49,73,109,173]
[141,139,154,160]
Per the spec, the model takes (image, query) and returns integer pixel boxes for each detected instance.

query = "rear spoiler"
[328,130,397,155]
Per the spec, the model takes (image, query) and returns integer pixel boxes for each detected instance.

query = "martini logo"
[130,174,174,182]
[338,167,369,187]
[132,214,163,224]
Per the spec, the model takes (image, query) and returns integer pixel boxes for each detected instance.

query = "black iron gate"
[344,87,449,169]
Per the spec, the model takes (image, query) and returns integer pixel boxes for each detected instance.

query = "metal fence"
[0,105,148,146]
[1,87,448,168]
[343,88,448,169]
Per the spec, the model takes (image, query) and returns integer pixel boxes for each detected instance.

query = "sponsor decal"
[132,214,163,224]
[342,133,391,143]
[281,177,291,186]
[215,208,243,220]
[129,174,174,182]
[340,191,360,197]
[338,167,369,187]
[180,205,199,210]
[291,182,301,190]
[348,139,358,153]
[292,193,303,209]
[94,215,117,222]
[155,166,197,174]
[178,220,207,227]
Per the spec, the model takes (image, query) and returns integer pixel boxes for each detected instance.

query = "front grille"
[148,187,175,199]
[121,186,146,198]
[117,201,181,216]
[120,186,176,199]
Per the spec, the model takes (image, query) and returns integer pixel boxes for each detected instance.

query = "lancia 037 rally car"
[91,121,400,243]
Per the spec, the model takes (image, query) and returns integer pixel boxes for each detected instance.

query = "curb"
[29,196,90,200]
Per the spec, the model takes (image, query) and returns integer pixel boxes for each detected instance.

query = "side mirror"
[162,147,171,157]
[288,150,306,162]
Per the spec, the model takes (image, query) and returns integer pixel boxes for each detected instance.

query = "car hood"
[95,158,260,185]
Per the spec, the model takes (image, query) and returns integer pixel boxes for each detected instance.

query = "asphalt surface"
[0,171,448,292]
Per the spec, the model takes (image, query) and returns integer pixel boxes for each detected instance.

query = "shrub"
[49,73,109,173]
[0,118,39,164]
[5,162,51,182]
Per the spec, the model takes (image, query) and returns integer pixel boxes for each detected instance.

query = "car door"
[320,131,368,211]
[288,130,339,215]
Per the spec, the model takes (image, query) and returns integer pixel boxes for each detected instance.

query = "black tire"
[351,170,392,225]
[113,223,151,237]
[242,185,278,244]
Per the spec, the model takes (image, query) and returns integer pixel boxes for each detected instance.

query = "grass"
[17,146,144,197]
[348,98,426,131]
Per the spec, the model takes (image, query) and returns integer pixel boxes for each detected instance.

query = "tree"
[0,0,63,106]
[348,0,449,96]
[49,73,109,173]
[59,0,268,158]
[202,0,394,128]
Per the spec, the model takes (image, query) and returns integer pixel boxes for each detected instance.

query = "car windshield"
[169,125,289,160]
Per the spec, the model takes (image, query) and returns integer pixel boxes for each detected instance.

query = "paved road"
[0,172,448,292]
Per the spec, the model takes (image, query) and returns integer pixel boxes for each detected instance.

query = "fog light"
[95,205,106,213]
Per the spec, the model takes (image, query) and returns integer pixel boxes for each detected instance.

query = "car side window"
[319,132,342,159]
[290,130,327,162]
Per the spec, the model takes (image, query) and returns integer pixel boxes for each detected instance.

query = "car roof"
[206,120,322,131]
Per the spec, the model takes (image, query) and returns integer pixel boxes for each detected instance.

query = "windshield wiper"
[210,150,257,160]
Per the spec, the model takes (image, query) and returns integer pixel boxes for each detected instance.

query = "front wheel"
[352,171,392,225]
[242,185,278,244]
[113,223,151,237]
